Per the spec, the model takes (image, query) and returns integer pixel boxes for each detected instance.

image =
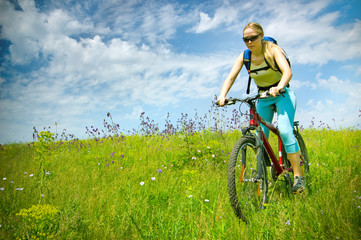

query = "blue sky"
[0,0,360,144]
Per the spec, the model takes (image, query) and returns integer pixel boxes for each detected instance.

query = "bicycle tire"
[227,135,268,221]
[294,130,309,174]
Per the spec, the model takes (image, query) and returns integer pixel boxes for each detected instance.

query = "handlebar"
[216,89,286,107]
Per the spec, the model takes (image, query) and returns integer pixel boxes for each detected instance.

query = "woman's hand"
[269,86,281,97]
[217,96,226,106]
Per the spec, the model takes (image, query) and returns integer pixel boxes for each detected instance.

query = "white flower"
[204,199,210,202]
[286,220,291,225]
[0,188,4,191]
[151,177,156,181]
[140,181,145,186]
[188,195,193,198]
[2,178,6,181]
[16,188,23,191]
[192,157,197,160]
[29,174,34,177]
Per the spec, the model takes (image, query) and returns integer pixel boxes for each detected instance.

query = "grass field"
[0,112,360,239]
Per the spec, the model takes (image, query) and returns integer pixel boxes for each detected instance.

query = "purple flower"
[158,169,163,173]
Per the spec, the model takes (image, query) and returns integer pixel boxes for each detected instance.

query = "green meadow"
[0,112,360,239]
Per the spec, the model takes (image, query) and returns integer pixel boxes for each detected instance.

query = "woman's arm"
[217,52,244,106]
[269,45,293,97]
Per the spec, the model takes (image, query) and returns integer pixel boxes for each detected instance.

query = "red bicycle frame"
[249,108,286,176]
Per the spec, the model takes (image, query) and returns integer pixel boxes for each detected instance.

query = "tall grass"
[0,111,360,239]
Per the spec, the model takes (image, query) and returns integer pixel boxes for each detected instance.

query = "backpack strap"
[243,49,252,94]
[243,49,271,94]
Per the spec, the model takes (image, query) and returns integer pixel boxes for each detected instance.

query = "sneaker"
[292,176,305,194]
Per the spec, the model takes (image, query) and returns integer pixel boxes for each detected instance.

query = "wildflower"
[188,195,193,198]
[158,169,163,173]
[192,157,197,160]
[0,188,4,191]
[151,177,156,181]
[197,150,201,153]
[41,194,44,197]
[2,178,6,181]
[286,220,291,225]
[204,199,210,202]
[207,146,211,149]
[140,181,145,186]
[16,188,23,191]
[29,174,34,177]
[121,154,125,158]
[212,154,215,158]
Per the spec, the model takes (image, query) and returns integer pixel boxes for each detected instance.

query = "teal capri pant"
[256,87,299,154]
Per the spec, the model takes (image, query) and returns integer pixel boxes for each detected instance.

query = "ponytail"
[263,40,277,71]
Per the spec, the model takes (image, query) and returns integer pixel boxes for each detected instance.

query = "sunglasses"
[243,35,260,43]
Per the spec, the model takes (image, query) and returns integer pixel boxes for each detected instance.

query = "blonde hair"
[243,22,278,70]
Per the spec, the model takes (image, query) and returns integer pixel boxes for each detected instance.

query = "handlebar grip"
[215,98,233,106]
[279,88,286,94]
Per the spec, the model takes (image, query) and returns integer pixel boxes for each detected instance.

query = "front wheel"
[227,135,268,221]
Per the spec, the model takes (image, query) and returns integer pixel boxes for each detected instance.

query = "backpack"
[243,36,290,94]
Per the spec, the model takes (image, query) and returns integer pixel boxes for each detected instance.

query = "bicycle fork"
[240,132,267,196]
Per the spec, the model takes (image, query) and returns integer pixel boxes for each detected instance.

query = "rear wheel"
[294,130,309,175]
[227,135,268,221]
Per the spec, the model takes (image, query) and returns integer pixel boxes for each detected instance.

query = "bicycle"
[218,89,309,222]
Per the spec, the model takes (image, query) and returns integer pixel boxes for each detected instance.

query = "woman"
[217,22,304,193]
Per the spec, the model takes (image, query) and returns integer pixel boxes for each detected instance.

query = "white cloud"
[191,2,241,33]
[298,74,361,128]
[0,0,234,142]
[124,106,144,120]
[190,0,361,66]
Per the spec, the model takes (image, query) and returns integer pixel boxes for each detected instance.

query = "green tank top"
[249,61,282,88]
